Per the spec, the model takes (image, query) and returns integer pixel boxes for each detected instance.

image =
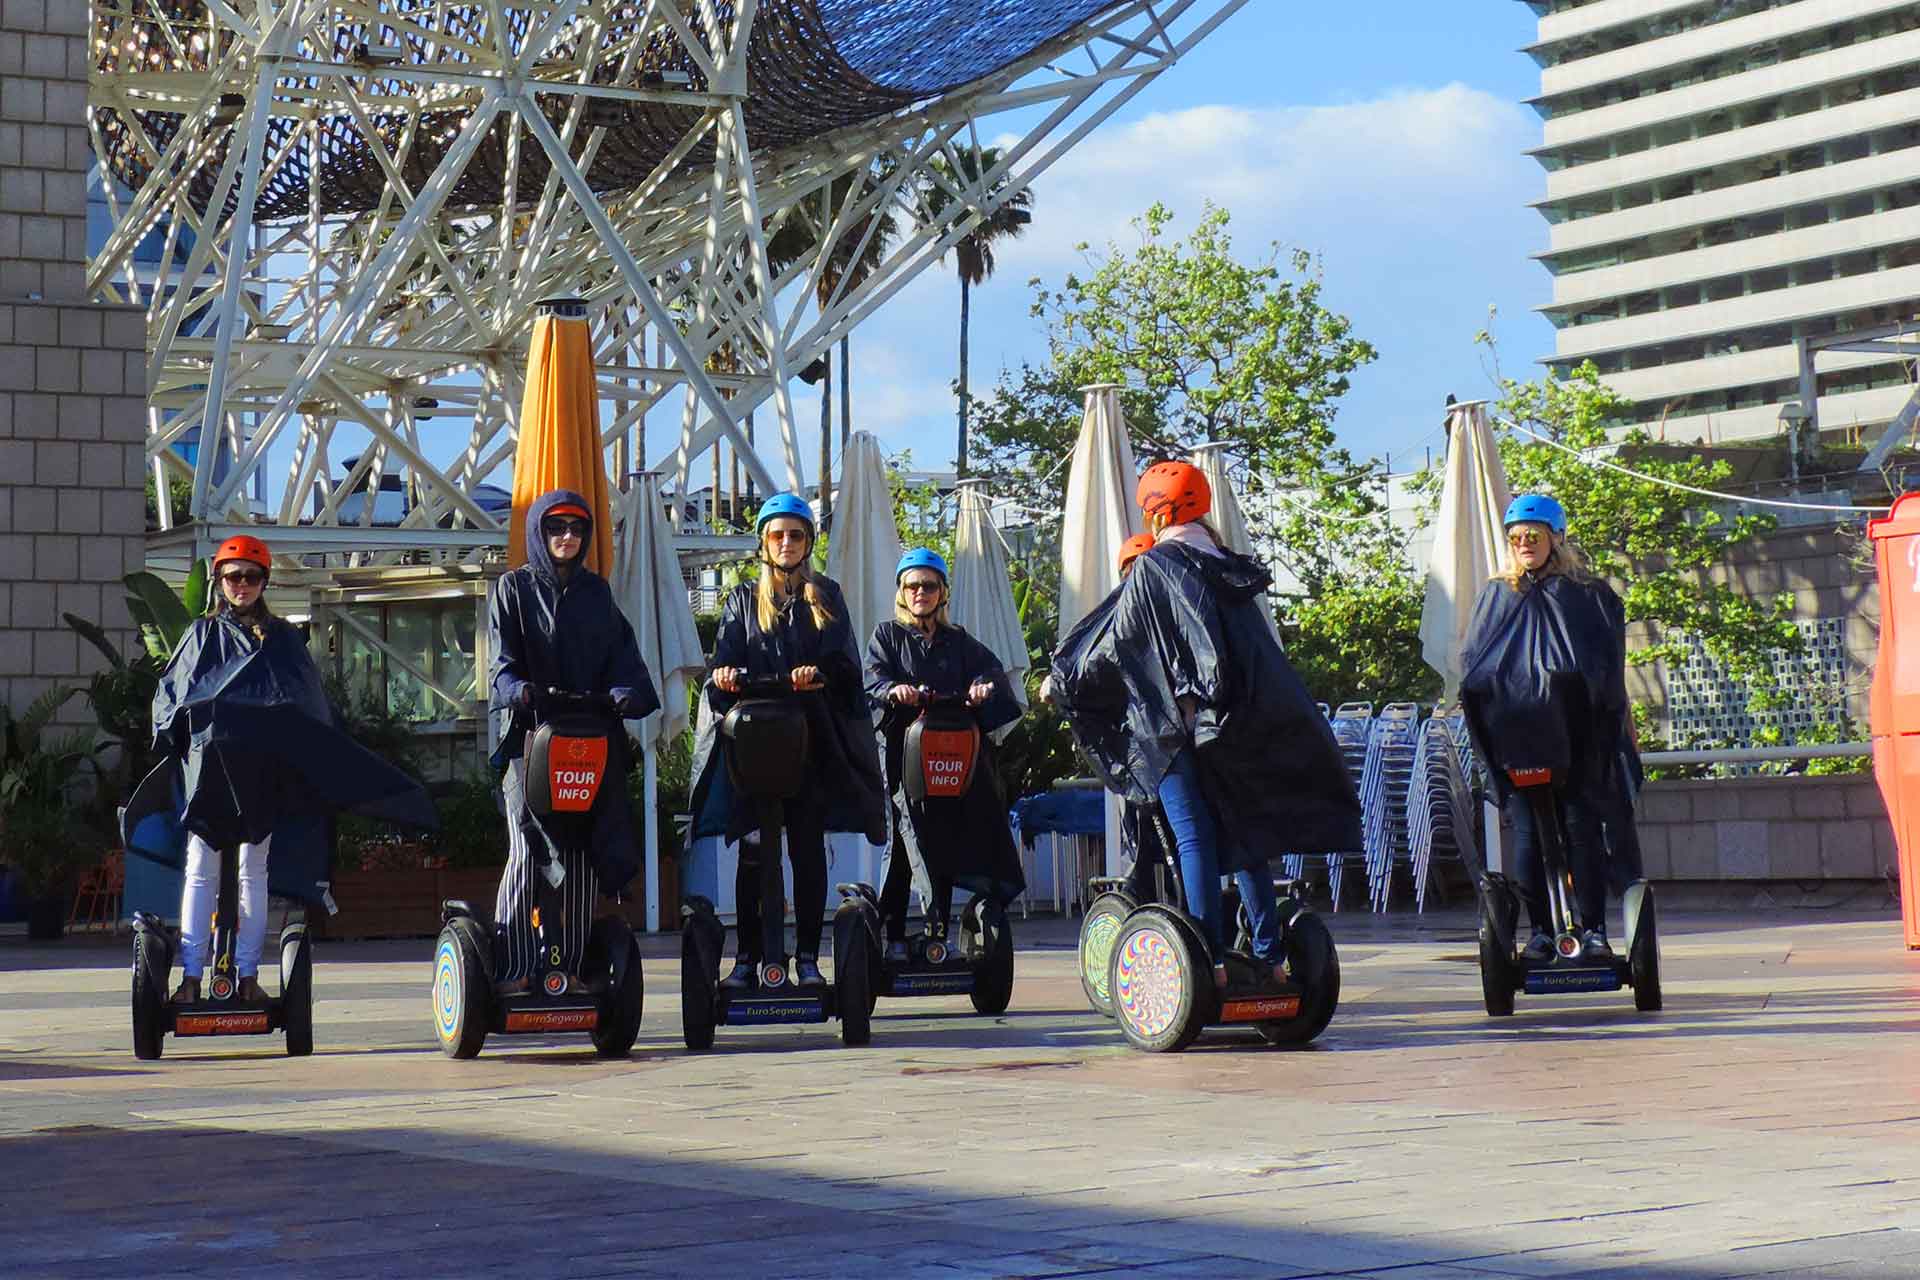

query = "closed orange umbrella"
[509,299,614,575]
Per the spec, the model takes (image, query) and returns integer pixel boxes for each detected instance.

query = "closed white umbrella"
[950,480,1030,710]
[612,471,707,931]
[1059,384,1143,635]
[1191,441,1279,642]
[825,429,904,657]
[1059,384,1143,876]
[1419,400,1512,697]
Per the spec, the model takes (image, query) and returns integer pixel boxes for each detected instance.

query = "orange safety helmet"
[1135,460,1212,526]
[212,534,271,575]
[1117,533,1155,574]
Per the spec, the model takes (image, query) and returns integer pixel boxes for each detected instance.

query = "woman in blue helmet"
[865,548,1027,958]
[1459,493,1636,963]
[688,493,887,989]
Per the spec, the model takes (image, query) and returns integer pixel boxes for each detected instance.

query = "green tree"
[922,146,1033,477]
[1491,358,1800,689]
[970,202,1377,517]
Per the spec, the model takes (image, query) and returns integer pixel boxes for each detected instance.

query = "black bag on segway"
[525,713,612,818]
[722,700,810,800]
[902,705,980,802]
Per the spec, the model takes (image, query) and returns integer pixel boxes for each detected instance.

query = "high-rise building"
[1522,0,1920,444]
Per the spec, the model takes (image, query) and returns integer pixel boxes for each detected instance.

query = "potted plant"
[0,689,106,940]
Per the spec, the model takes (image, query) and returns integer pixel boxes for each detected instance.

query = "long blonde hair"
[1145,512,1225,546]
[206,562,275,641]
[754,527,835,633]
[1496,528,1595,592]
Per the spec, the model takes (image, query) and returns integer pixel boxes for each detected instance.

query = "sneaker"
[794,954,823,986]
[883,940,910,965]
[720,959,757,989]
[236,976,267,1004]
[170,976,201,1006]
[1581,929,1615,962]
[1520,932,1554,965]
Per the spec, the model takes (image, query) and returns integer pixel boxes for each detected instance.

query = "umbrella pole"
[644,713,661,933]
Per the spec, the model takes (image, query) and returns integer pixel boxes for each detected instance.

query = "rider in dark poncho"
[1051,462,1361,989]
[488,488,659,994]
[865,548,1027,960]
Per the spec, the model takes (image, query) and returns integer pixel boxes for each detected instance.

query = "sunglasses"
[1507,529,1547,547]
[220,569,265,586]
[901,579,943,595]
[766,529,810,544]
[542,518,589,538]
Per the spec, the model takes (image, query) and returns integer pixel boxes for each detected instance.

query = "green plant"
[991,670,1084,801]
[124,562,208,663]
[63,611,164,798]
[0,688,106,896]
[426,772,509,869]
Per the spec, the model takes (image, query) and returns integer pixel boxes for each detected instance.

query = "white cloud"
[996,84,1542,271]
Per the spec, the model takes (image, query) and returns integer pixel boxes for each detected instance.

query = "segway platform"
[433,899,645,1058]
[836,884,1016,1014]
[678,894,872,1048]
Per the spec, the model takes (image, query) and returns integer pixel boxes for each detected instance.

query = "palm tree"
[926,146,1033,477]
[767,164,897,525]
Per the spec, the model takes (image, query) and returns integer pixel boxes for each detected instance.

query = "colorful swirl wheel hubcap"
[434,938,462,1042]
[1082,913,1123,1003]
[1113,926,1183,1041]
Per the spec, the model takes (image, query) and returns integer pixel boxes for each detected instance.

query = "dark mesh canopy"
[94,0,1122,221]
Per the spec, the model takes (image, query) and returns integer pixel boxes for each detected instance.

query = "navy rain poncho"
[866,620,1028,904]
[1458,572,1630,812]
[688,573,888,846]
[1050,540,1361,873]
[122,609,437,905]
[489,488,660,895]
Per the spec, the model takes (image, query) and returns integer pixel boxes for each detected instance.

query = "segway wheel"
[838,919,874,1048]
[280,925,314,1057]
[433,917,492,1059]
[586,917,645,1059]
[968,904,1015,1016]
[1257,910,1340,1047]
[1478,916,1516,1017]
[1077,891,1135,1018]
[131,925,169,1061]
[1630,891,1663,1013]
[1108,906,1210,1054]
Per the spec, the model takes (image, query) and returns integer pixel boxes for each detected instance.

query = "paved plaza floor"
[1,906,1917,1278]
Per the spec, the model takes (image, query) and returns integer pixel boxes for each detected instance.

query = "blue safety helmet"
[896,548,949,583]
[755,492,816,534]
[1503,493,1566,535]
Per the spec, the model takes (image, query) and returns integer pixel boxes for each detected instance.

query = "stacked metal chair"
[1360,703,1421,912]
[1405,710,1480,912]
[1321,702,1375,911]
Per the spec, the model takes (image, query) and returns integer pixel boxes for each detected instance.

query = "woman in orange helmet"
[1051,460,1360,993]
[133,535,435,1006]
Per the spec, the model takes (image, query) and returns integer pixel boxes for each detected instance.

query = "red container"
[1867,492,1920,948]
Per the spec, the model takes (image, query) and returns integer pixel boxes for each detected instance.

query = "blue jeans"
[1156,750,1280,963]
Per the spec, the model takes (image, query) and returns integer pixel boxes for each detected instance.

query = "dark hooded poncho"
[1458,572,1630,812]
[122,609,437,906]
[489,488,660,895]
[1050,540,1362,874]
[687,572,888,845]
[865,620,1028,904]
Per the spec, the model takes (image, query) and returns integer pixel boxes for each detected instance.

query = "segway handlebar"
[536,687,621,715]
[733,673,814,698]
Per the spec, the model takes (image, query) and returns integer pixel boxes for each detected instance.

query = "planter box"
[312,858,680,939]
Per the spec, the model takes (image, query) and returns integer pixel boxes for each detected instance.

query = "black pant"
[734,798,828,962]
[878,807,952,942]
[1504,788,1607,935]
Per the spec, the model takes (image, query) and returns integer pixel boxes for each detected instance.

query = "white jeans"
[179,833,271,979]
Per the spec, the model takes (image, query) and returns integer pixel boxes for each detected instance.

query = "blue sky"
[803,0,1560,481]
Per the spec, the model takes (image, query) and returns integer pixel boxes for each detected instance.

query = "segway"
[1085,805,1341,1053]
[130,848,313,1060]
[1476,764,1661,1015]
[432,690,645,1059]
[680,674,875,1050]
[836,691,1017,1014]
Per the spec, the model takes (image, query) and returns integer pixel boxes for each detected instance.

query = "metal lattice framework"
[89,0,1247,569]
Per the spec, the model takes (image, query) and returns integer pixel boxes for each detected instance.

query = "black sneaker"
[883,940,910,965]
[721,959,757,989]
[1520,931,1554,965]
[1581,929,1615,962]
[794,954,823,986]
